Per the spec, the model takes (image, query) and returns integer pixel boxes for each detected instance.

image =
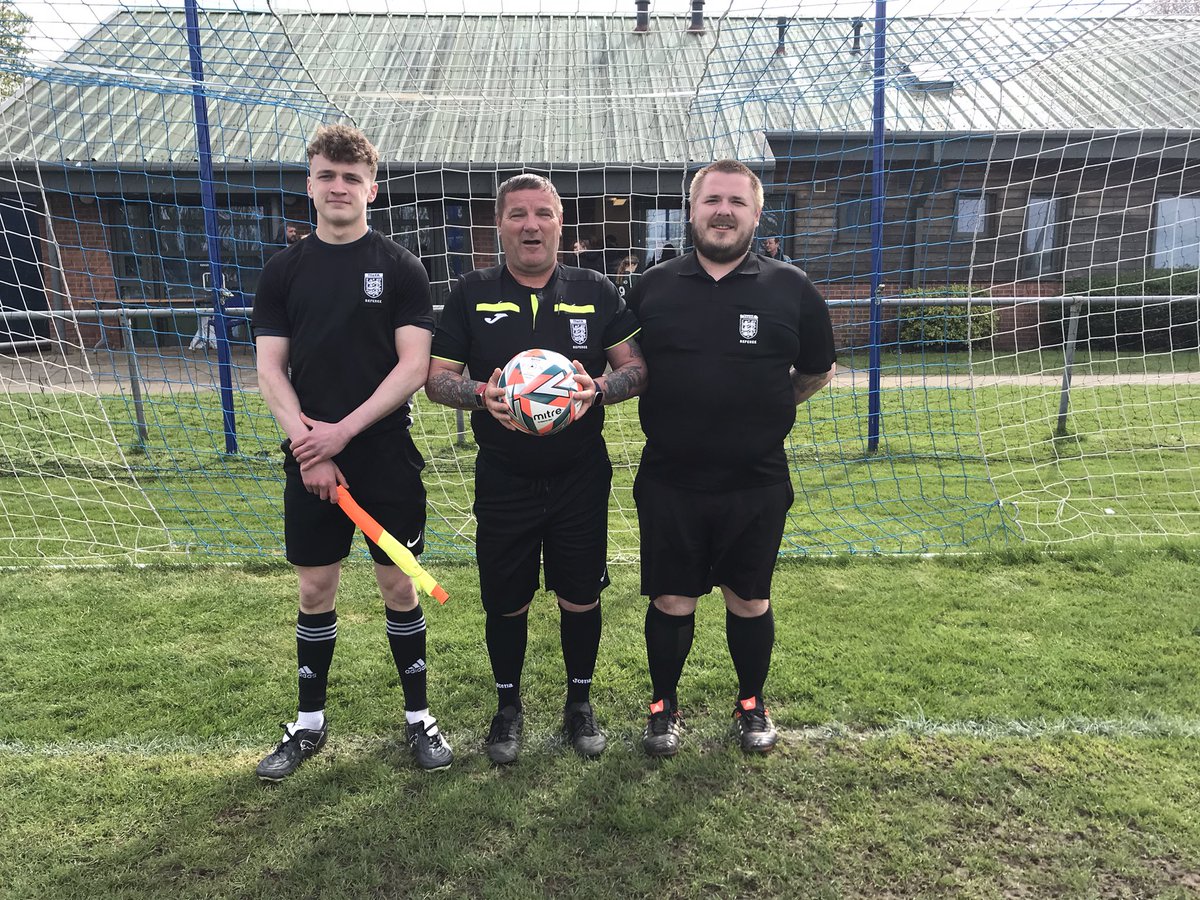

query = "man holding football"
[425,173,645,763]
[627,159,837,757]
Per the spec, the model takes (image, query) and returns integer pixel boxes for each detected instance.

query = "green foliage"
[1063,268,1200,351]
[896,286,998,350]
[0,0,30,98]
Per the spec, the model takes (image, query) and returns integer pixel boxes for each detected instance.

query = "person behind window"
[760,235,792,264]
[572,237,606,274]
[614,253,641,302]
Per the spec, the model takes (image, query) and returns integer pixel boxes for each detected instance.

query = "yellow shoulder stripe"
[604,326,642,351]
[475,302,521,313]
[554,303,596,314]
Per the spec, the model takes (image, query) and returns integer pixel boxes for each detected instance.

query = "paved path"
[0,346,260,395]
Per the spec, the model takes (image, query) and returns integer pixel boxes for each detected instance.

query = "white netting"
[0,0,1196,563]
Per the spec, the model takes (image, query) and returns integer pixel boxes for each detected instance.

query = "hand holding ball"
[498,349,584,436]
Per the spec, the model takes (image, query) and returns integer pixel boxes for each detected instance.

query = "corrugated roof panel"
[3,12,1199,166]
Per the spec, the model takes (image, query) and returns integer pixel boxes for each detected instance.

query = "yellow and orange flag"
[336,487,449,604]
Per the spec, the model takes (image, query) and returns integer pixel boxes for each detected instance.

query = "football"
[497,348,584,436]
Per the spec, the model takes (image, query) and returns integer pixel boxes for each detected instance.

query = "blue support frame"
[867,0,887,454]
[185,0,238,454]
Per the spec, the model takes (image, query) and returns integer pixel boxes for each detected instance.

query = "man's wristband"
[473,382,487,409]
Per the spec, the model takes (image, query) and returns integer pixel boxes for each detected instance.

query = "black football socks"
[560,601,601,705]
[296,609,337,718]
[486,609,529,712]
[644,603,695,711]
[386,604,429,713]
[726,605,775,702]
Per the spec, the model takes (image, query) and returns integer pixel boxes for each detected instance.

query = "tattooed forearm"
[792,364,836,405]
[600,339,647,405]
[425,369,483,410]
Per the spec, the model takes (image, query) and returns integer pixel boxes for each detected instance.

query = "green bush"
[1062,269,1200,352]
[896,286,997,350]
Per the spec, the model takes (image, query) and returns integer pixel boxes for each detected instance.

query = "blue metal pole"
[867,0,887,454]
[184,0,238,454]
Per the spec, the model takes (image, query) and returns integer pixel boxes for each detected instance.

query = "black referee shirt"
[252,230,434,437]
[629,251,836,491]
[432,264,640,478]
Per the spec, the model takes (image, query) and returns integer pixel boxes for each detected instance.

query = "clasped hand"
[291,413,350,466]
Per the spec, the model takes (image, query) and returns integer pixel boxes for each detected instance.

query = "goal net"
[0,0,1196,564]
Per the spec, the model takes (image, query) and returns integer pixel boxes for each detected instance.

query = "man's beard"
[693,226,752,264]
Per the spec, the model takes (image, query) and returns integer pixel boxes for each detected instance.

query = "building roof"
[2,10,1198,167]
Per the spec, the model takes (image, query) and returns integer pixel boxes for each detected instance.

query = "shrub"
[896,285,997,351]
[1062,269,1200,352]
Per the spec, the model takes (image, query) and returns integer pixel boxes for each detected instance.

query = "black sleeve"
[794,277,837,373]
[430,277,471,366]
[626,269,647,319]
[391,248,435,333]
[598,278,640,349]
[251,253,290,339]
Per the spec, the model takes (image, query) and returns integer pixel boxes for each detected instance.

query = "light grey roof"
[2,10,1198,166]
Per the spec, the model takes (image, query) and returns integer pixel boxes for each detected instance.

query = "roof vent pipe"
[851,18,864,54]
[688,0,705,34]
[634,0,649,33]
[776,17,788,54]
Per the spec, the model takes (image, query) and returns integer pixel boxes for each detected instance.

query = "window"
[954,193,993,238]
[836,196,872,243]
[444,200,472,283]
[1153,196,1200,270]
[758,192,793,255]
[632,197,685,264]
[1020,195,1062,278]
[109,202,269,299]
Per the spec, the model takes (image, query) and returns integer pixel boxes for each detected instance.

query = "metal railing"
[0,295,1194,451]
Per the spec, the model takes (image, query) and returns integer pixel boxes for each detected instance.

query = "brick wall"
[38,186,1070,355]
[45,193,120,348]
[819,280,1062,353]
[471,199,497,269]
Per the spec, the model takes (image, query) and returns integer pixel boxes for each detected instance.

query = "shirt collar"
[502,264,560,297]
[678,250,762,280]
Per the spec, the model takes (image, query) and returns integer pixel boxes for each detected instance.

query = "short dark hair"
[689,159,764,211]
[306,125,379,179]
[495,173,563,220]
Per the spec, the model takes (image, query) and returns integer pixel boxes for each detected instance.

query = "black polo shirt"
[432,264,640,477]
[252,230,434,437]
[629,251,835,491]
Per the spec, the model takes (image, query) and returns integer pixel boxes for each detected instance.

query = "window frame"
[1152,194,1200,270]
[835,194,873,246]
[953,192,995,239]
[1019,194,1063,279]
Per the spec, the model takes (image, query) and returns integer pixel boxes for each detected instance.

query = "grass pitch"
[3,549,1200,898]
[0,371,1198,563]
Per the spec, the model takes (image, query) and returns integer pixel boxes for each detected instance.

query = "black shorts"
[473,452,613,614]
[634,473,794,601]
[282,429,427,568]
